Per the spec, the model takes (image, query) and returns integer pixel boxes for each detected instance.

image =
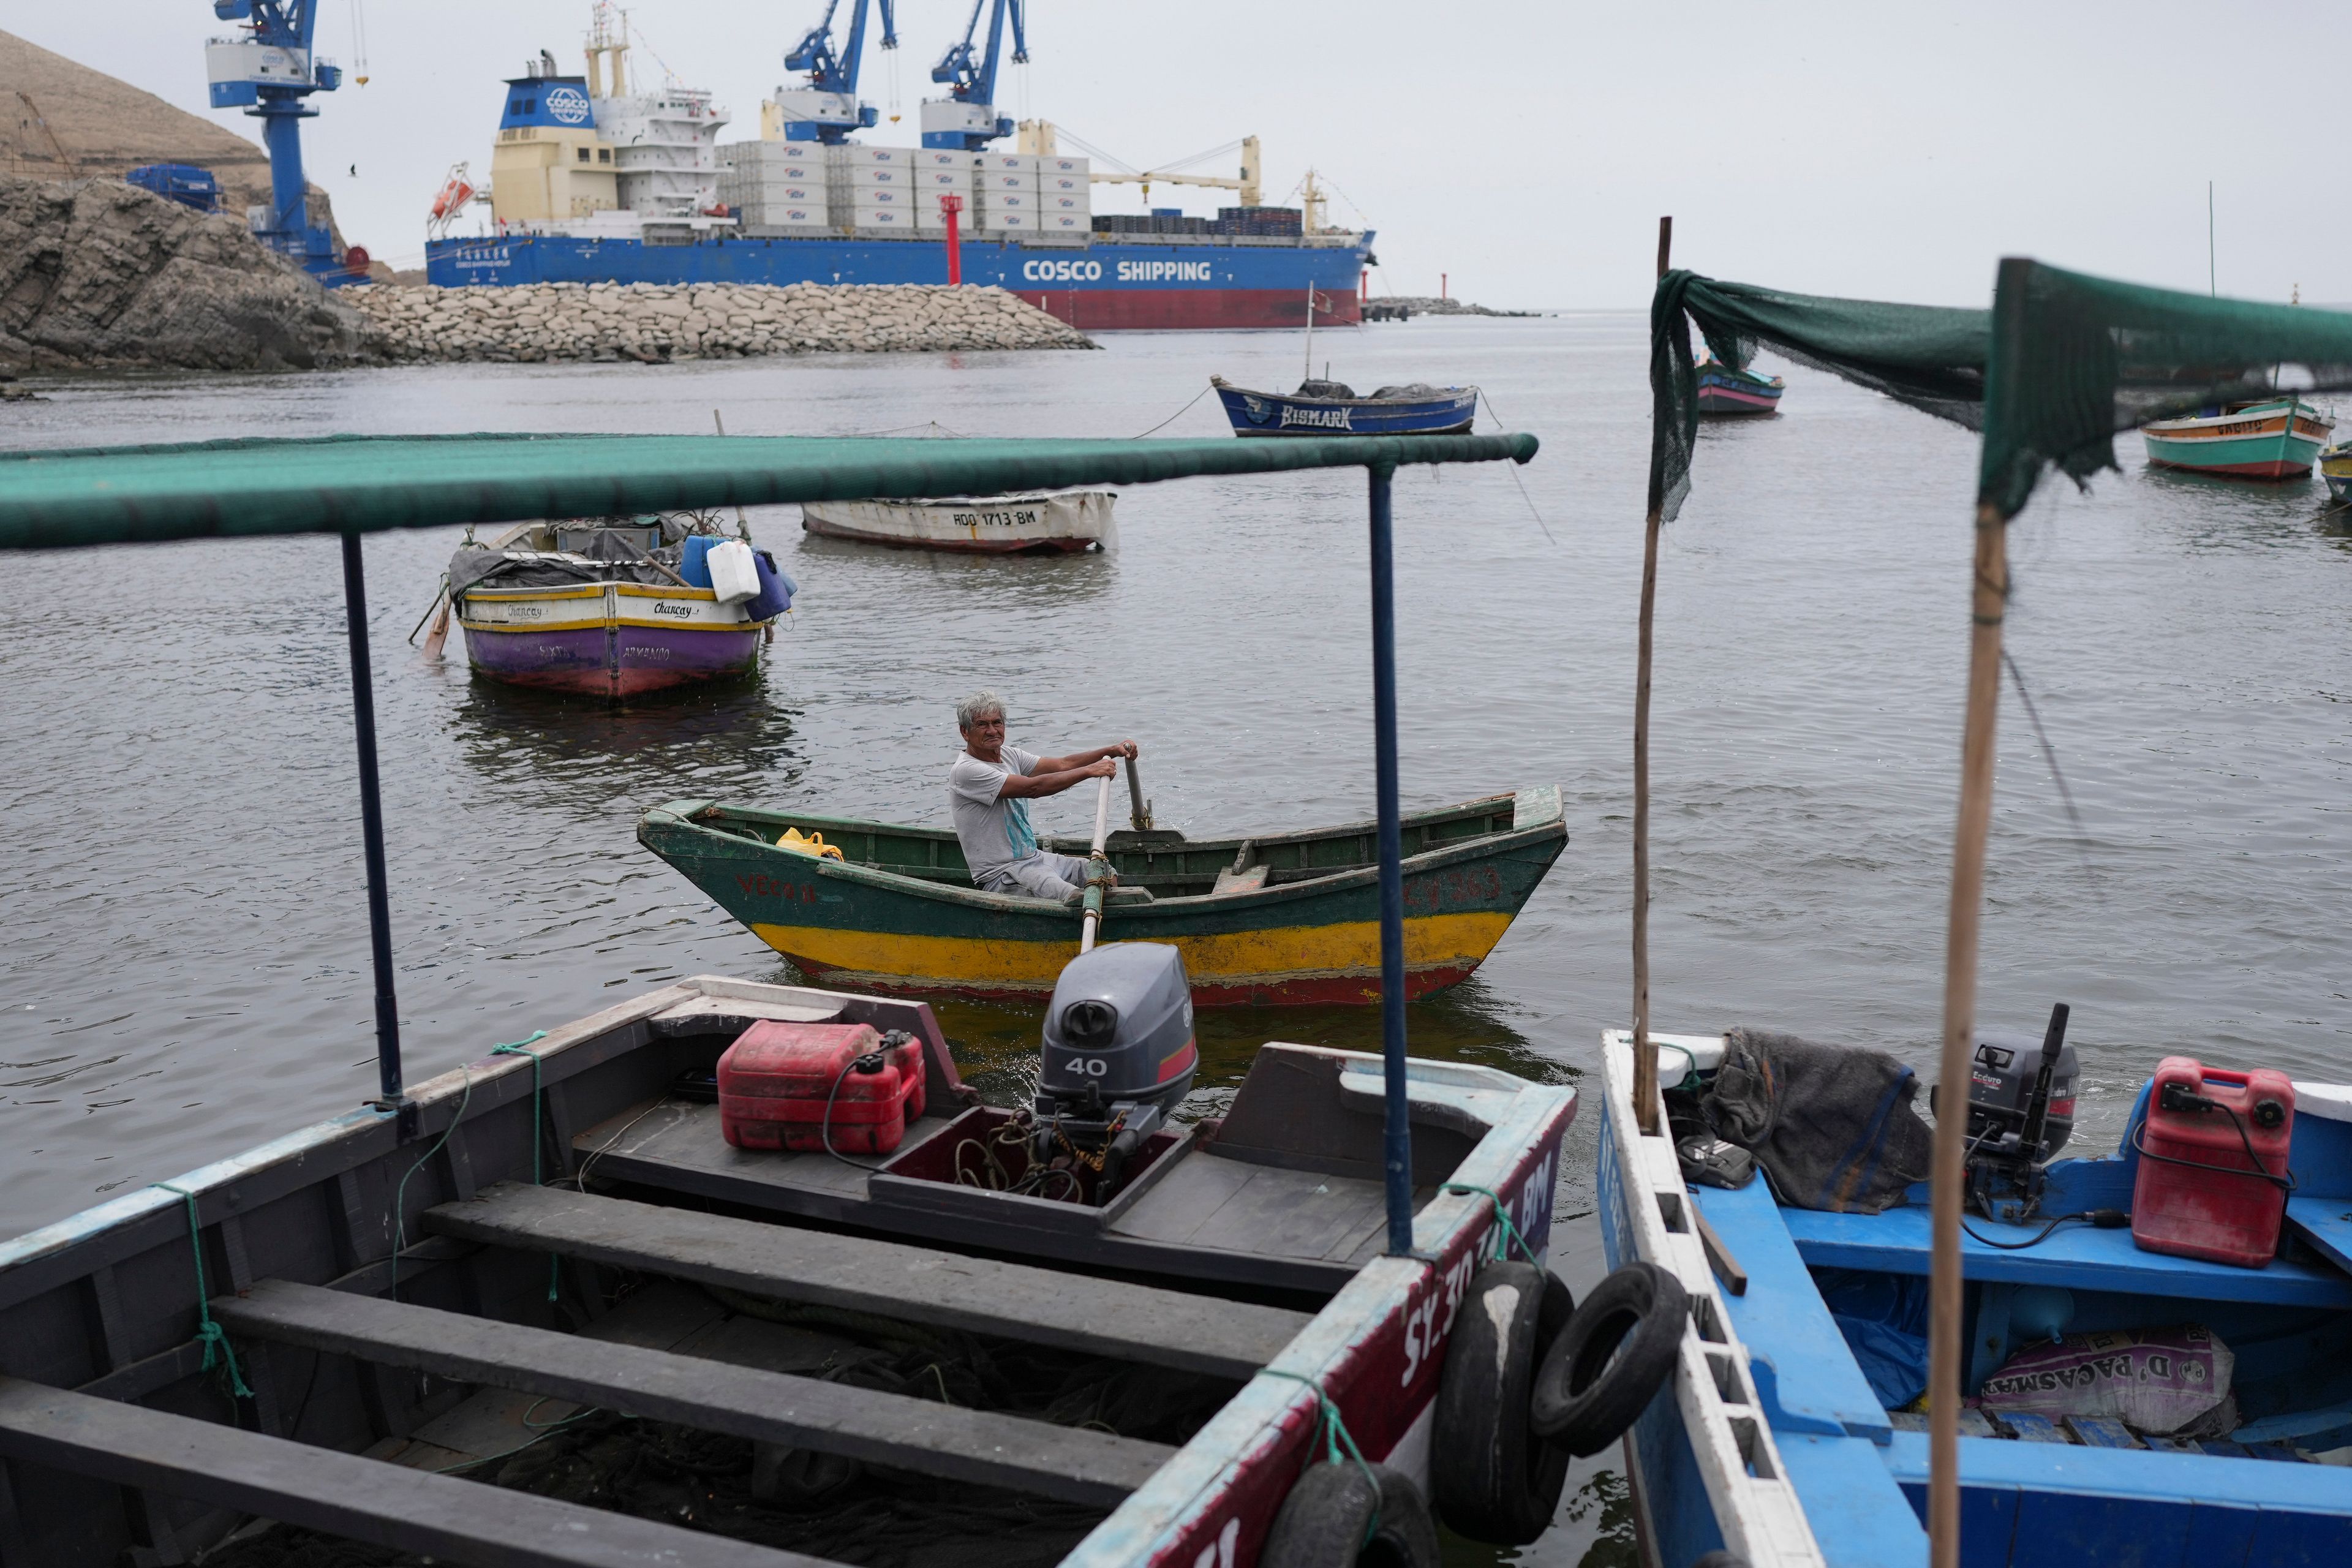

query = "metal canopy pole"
[339,532,406,1117]
[1368,462,1414,1256]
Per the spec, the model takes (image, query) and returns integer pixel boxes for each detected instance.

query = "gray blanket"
[1700,1028,1932,1213]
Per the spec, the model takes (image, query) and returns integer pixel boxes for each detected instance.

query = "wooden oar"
[420,586,453,660]
[1079,772,1114,954]
[1125,756,1152,832]
[405,581,447,645]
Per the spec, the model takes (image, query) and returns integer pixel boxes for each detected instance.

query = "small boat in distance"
[446,516,789,700]
[1697,357,1786,415]
[801,491,1116,554]
[1213,374,1479,437]
[2320,441,2352,506]
[2141,395,2335,479]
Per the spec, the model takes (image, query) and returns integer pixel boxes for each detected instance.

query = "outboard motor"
[1949,1002,2080,1222]
[1035,943,1199,1190]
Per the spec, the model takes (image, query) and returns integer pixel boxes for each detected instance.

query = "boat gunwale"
[641,792,1562,918]
[1208,375,1479,411]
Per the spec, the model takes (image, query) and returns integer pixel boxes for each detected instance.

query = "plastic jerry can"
[718,1021,927,1155]
[2131,1056,2294,1268]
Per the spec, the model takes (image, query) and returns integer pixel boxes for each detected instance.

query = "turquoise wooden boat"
[2141,396,2334,479]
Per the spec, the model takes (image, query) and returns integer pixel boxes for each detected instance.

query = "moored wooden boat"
[1212,376,1479,437]
[2321,440,2352,505]
[1695,359,1785,415]
[0,973,1583,1567]
[1599,1030,2352,1567]
[636,789,1567,1005]
[802,492,1117,553]
[2140,396,2334,479]
[449,518,787,699]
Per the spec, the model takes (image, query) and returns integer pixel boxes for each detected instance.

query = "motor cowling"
[1036,943,1198,1164]
[1965,1027,2079,1158]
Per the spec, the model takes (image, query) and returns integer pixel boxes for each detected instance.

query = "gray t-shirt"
[948,744,1040,887]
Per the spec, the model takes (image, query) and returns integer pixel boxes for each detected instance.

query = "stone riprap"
[345,281,1096,363]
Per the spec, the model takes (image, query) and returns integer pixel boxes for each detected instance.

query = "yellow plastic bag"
[777,827,845,861]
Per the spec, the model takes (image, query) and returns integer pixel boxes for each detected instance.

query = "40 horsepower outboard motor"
[1947,1002,2080,1222]
[1035,942,1199,1191]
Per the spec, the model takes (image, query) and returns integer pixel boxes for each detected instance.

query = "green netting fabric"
[1651,260,2352,525]
[1649,271,1988,521]
[0,431,1537,552]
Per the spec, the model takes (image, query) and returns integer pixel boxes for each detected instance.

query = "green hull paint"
[637,790,1569,1003]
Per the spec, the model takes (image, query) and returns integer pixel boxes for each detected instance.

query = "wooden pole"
[1079,775,1114,954]
[1630,214,1672,1136]
[1928,503,2008,1568]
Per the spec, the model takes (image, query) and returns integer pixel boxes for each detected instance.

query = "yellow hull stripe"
[746,911,1515,990]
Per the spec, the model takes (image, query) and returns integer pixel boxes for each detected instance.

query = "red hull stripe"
[2147,458,2310,479]
[1018,289,1365,331]
[802,520,1095,554]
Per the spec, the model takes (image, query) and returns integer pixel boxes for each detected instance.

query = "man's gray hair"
[956,690,1007,731]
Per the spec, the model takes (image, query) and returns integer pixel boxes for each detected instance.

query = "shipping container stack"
[1038,151,1091,236]
[911,146,976,233]
[715,141,831,232]
[1087,205,1303,238]
[831,143,924,234]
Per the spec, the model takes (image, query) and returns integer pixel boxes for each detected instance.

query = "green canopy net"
[1651,258,2352,523]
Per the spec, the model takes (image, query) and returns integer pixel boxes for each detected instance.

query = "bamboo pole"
[1630,214,1672,1136]
[1928,503,2008,1568]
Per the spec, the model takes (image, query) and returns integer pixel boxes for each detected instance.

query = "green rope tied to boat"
[151,1182,254,1400]
[1260,1368,1382,1547]
[1439,1182,1537,1266]
[489,1031,559,1304]
[389,1066,473,1303]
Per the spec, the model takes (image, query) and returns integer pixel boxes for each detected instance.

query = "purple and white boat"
[447,517,791,699]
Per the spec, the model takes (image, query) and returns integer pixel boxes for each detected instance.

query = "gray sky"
[23,2,2352,309]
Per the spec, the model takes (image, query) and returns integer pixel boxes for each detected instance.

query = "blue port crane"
[203,1,353,282]
[777,0,899,143]
[922,0,1027,149]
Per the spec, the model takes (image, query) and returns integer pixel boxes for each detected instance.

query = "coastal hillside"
[0,28,347,246]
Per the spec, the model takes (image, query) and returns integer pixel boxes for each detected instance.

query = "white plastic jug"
[705,538,760,606]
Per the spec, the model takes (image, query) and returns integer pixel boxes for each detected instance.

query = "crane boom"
[921,0,1027,150]
[772,0,899,143]
[203,1,355,282]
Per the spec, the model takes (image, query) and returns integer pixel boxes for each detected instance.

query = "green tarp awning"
[1651,259,2352,522]
[0,431,1538,552]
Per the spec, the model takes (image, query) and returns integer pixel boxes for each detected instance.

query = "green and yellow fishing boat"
[638,788,1567,1004]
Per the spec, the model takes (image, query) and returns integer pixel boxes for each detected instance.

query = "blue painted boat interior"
[1640,1071,2352,1566]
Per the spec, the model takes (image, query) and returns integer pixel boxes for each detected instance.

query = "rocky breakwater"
[0,176,379,373]
[345,281,1096,363]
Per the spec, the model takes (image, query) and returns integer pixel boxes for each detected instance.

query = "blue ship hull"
[1212,380,1477,437]
[424,233,1372,332]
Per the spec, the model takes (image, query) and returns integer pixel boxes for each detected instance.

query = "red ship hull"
[1018,287,1364,331]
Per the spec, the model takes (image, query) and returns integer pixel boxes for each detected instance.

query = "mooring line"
[1477,390,1556,545]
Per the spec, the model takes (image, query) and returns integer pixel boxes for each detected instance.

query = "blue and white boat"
[1212,375,1479,438]
[1597,1032,2352,1567]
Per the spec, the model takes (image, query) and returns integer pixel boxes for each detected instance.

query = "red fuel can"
[718,1021,927,1155]
[2131,1056,2294,1268]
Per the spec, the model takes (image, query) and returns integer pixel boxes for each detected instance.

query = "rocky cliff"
[0,176,381,371]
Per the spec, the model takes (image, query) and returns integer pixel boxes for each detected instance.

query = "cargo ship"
[423,9,1371,331]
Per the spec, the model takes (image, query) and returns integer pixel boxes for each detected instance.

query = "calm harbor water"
[7,313,2352,1562]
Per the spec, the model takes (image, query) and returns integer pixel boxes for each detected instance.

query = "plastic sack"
[778,827,843,861]
[706,539,760,605]
[1975,1325,2233,1435]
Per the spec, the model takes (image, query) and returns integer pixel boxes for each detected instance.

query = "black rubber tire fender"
[1259,1461,1439,1568]
[1429,1260,1577,1545]
[1528,1260,1689,1457]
